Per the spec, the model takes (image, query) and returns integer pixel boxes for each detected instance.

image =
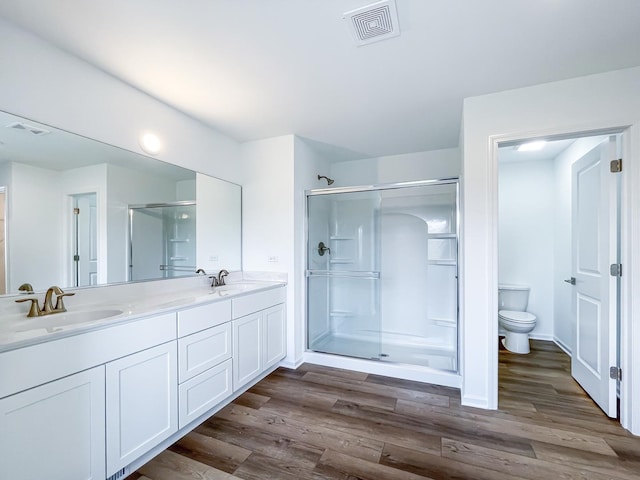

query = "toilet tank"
[498,284,530,311]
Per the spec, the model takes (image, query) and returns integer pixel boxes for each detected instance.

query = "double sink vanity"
[0,274,287,480]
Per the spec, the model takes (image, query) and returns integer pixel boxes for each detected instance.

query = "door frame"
[485,121,639,434]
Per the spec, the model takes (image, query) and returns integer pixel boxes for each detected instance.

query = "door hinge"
[609,366,622,381]
[610,158,622,173]
[73,207,80,215]
[73,254,80,262]
[610,264,622,277]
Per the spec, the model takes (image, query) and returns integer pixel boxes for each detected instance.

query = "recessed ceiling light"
[139,132,162,155]
[517,141,546,152]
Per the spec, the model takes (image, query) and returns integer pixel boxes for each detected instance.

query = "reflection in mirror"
[0,110,241,295]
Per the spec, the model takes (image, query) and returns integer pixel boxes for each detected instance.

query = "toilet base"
[502,332,530,354]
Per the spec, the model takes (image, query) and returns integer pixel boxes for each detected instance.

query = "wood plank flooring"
[131,340,640,479]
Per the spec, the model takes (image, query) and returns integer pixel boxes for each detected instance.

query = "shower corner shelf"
[329,259,354,264]
[168,238,189,243]
[427,233,457,239]
[427,260,457,266]
[329,236,354,241]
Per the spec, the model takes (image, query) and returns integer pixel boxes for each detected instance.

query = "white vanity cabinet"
[0,366,106,480]
[105,341,178,477]
[176,300,233,428]
[232,287,286,391]
[0,282,287,480]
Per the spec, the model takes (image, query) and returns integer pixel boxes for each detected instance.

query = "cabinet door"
[262,304,286,370]
[0,366,105,480]
[232,312,262,391]
[106,342,177,476]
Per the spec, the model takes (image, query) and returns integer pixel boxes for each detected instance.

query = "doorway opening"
[497,132,622,419]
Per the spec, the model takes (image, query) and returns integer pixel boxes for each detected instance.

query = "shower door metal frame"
[305,178,461,372]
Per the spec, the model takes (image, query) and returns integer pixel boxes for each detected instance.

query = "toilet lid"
[499,310,536,322]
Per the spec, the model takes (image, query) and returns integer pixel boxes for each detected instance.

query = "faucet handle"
[15,298,42,317]
[54,292,75,312]
[209,275,219,287]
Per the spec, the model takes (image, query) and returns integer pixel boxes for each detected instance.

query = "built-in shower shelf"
[169,256,188,261]
[168,238,189,243]
[329,236,354,241]
[427,233,456,238]
[329,310,354,317]
[427,260,456,266]
[329,259,354,264]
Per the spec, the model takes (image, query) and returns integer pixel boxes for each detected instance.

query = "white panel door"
[262,304,286,370]
[570,137,618,417]
[232,312,262,391]
[0,366,105,480]
[106,341,178,476]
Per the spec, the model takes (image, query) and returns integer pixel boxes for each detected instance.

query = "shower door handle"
[564,277,576,285]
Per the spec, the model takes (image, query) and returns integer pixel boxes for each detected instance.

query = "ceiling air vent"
[343,0,400,46]
[5,122,51,136]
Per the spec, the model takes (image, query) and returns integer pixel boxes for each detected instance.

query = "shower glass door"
[307,190,382,360]
[307,180,459,372]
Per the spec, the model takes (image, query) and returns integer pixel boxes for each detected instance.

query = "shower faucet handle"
[317,241,331,256]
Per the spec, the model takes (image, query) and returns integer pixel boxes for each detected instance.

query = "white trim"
[461,394,491,409]
[484,120,639,435]
[529,333,555,342]
[620,123,640,435]
[553,337,572,356]
[278,357,304,370]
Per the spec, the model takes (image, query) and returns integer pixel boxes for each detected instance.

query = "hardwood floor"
[132,340,640,479]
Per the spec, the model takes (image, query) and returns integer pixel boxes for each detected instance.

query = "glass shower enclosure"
[129,201,196,281]
[307,180,459,372]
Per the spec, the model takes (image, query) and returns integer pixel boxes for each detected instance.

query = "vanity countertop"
[0,280,285,353]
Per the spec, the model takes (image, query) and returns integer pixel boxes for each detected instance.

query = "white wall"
[0,18,241,183]
[461,66,640,435]
[5,163,61,292]
[552,136,608,352]
[331,148,460,186]
[292,137,333,365]
[498,158,555,340]
[241,135,296,364]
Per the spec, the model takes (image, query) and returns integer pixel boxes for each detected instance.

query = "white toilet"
[498,284,537,354]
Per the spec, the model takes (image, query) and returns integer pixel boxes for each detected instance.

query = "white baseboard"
[460,393,492,410]
[552,337,572,356]
[529,332,554,341]
[279,357,304,369]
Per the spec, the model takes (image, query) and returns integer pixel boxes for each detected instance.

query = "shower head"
[318,174,334,186]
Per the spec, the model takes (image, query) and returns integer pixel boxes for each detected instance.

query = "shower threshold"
[311,332,457,372]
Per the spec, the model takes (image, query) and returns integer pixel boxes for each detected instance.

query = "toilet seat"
[499,310,536,323]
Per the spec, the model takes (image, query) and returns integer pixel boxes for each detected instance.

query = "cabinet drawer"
[178,358,232,429]
[177,300,231,337]
[232,287,285,319]
[178,322,232,383]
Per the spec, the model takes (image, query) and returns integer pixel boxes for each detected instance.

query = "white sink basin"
[12,309,123,333]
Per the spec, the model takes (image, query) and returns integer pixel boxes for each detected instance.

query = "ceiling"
[1,1,639,158]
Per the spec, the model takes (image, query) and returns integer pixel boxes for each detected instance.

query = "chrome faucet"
[15,286,75,318]
[209,269,230,287]
[217,269,229,286]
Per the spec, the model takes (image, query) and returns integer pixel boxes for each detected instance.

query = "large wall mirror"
[0,110,241,295]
